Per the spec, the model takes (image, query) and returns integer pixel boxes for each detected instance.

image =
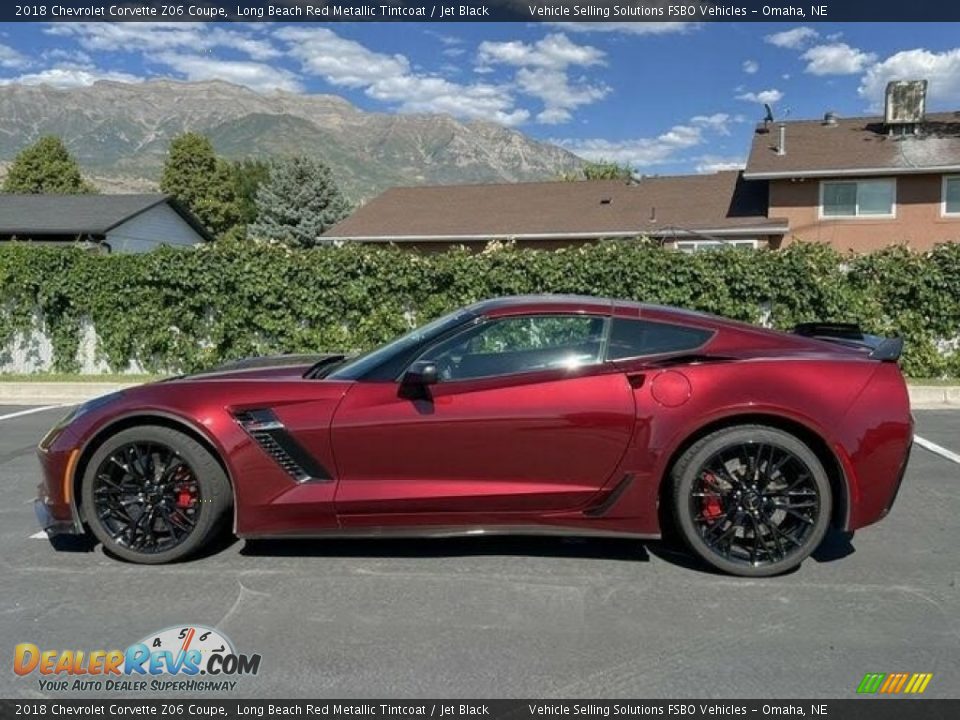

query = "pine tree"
[249,156,351,248]
[2,136,96,194]
[160,133,241,237]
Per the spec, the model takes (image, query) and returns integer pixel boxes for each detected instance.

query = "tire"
[81,425,231,564]
[671,425,831,577]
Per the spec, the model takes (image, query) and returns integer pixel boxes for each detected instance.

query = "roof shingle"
[324,171,785,242]
[0,194,175,235]
[744,111,960,178]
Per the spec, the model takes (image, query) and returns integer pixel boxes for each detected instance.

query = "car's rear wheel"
[671,425,831,577]
[81,425,231,564]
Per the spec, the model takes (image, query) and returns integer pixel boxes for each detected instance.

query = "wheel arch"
[72,412,236,529]
[657,412,848,532]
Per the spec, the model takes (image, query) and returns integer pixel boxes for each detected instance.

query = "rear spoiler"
[791,322,903,362]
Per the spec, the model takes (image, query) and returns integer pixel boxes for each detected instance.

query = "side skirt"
[239,525,661,541]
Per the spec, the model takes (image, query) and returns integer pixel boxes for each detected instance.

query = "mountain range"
[0,79,584,199]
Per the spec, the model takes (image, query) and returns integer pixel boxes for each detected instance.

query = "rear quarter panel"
[610,356,886,534]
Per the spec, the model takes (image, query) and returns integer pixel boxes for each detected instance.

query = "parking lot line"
[29,531,47,540]
[915,435,960,465]
[0,405,63,422]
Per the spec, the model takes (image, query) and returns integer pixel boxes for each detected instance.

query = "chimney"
[777,123,786,156]
[884,80,927,135]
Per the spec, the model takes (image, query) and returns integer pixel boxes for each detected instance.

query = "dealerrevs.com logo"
[14,625,261,693]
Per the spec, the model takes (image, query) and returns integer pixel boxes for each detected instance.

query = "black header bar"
[1,700,958,720]
[5,1,960,23]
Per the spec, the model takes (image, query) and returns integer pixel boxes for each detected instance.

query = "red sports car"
[35,295,913,576]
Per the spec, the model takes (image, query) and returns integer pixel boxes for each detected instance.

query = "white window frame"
[942,176,960,217]
[819,178,897,219]
[674,239,758,253]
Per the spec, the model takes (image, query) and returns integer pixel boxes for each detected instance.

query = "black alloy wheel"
[81,425,231,564]
[672,425,832,577]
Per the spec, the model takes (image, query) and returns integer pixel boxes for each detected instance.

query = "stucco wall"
[770,174,960,252]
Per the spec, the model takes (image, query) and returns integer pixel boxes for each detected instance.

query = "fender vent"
[234,409,331,483]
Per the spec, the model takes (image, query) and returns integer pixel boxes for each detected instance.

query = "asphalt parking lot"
[1,405,958,699]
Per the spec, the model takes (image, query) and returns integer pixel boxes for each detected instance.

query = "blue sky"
[1,21,959,174]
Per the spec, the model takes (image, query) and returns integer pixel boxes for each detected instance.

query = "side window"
[423,315,606,381]
[607,319,712,360]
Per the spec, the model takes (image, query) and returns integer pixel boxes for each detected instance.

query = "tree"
[559,160,635,182]
[230,158,271,227]
[2,136,96,194]
[160,133,241,237]
[249,156,351,248]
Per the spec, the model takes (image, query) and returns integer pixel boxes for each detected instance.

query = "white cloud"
[802,43,877,75]
[691,113,734,135]
[477,34,605,70]
[152,53,303,93]
[859,48,960,108]
[765,27,819,50]
[477,34,607,124]
[695,155,746,173]
[276,26,526,125]
[0,42,29,70]
[553,111,733,169]
[46,23,280,61]
[737,88,784,104]
[742,59,759,74]
[0,66,143,88]
[547,22,696,35]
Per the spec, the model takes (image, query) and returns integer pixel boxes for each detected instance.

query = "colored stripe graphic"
[857,673,885,693]
[857,672,932,694]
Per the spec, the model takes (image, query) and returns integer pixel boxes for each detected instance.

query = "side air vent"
[234,409,331,484]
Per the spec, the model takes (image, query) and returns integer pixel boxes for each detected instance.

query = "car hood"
[165,353,345,382]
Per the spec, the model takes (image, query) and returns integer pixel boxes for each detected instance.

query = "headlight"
[38,391,125,451]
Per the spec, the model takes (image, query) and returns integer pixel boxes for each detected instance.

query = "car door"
[330,313,637,524]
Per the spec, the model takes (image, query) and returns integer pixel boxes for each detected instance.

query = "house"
[323,171,787,252]
[325,79,960,253]
[743,81,960,253]
[0,194,213,252]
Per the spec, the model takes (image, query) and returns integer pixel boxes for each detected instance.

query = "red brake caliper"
[173,467,197,509]
[701,472,723,519]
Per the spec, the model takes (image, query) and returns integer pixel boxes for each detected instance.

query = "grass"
[906,378,957,386]
[0,373,164,383]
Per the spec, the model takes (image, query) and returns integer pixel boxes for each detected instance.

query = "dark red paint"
[35,297,913,543]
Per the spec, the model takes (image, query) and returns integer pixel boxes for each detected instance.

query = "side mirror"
[402,360,439,387]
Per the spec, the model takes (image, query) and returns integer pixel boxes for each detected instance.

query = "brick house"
[325,81,960,253]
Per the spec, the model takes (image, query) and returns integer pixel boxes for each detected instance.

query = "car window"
[606,319,712,360]
[421,315,607,381]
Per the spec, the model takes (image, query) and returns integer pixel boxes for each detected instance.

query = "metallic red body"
[35,298,913,543]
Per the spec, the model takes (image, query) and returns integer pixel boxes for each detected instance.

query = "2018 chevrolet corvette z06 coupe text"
[35,296,913,576]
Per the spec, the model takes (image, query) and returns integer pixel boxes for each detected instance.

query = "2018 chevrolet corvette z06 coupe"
[35,295,913,576]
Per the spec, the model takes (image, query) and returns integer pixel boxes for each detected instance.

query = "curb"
[0,383,140,406]
[1,382,959,409]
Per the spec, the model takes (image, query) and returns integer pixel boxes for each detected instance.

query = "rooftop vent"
[823,111,838,126]
[884,80,927,134]
[600,197,612,205]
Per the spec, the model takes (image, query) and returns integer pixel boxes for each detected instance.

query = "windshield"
[326,308,476,381]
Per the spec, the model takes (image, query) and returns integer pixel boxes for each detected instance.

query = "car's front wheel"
[671,425,831,577]
[81,425,231,564]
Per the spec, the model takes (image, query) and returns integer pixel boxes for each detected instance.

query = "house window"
[821,179,895,218]
[943,177,960,216]
[675,239,758,253]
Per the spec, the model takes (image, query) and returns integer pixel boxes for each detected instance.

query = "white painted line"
[915,435,960,466]
[0,405,63,422]
[29,531,48,540]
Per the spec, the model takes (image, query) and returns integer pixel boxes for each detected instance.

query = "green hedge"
[1,240,959,378]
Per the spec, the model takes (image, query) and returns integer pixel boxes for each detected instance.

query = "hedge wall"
[1,239,959,378]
